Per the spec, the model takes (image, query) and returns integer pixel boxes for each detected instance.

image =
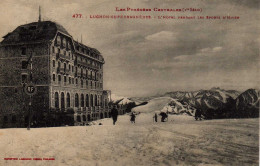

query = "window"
[22,61,27,69]
[69,77,71,84]
[81,79,83,88]
[64,76,67,83]
[58,75,61,82]
[86,94,89,107]
[77,115,81,122]
[21,74,27,83]
[62,38,66,48]
[57,36,61,45]
[75,93,79,107]
[69,65,71,71]
[52,60,55,67]
[53,74,56,82]
[67,93,70,108]
[72,78,74,84]
[81,94,84,107]
[52,46,55,53]
[21,47,26,55]
[72,66,74,72]
[64,63,66,72]
[90,94,93,107]
[61,92,65,109]
[76,78,78,84]
[95,95,98,106]
[55,92,59,108]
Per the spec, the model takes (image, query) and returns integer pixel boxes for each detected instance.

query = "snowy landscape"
[0,114,258,166]
[0,90,259,166]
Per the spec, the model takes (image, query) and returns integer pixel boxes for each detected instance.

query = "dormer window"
[62,38,66,47]
[57,36,61,45]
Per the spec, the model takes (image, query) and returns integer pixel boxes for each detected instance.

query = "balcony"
[57,67,65,74]
[74,60,99,70]
[56,53,70,61]
[57,67,70,75]
[65,68,70,75]
[81,74,88,79]
[77,61,88,67]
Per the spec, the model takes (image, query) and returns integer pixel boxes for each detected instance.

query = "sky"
[0,0,259,97]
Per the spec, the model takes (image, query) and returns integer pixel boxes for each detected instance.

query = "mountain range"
[162,88,259,119]
[116,88,259,119]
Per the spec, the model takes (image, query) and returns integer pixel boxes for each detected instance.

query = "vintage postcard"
[0,0,259,165]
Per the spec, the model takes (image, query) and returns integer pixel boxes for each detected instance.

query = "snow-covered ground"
[132,97,173,113]
[132,97,195,115]
[0,114,258,166]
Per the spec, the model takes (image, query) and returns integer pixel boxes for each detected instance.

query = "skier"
[111,105,118,125]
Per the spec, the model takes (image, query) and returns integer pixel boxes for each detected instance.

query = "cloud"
[145,31,177,42]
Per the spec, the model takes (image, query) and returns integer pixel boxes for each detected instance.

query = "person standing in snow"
[130,112,136,123]
[195,109,202,121]
[111,105,118,125]
[159,112,168,122]
[153,113,158,122]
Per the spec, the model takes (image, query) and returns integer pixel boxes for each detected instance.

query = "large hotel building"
[0,17,116,128]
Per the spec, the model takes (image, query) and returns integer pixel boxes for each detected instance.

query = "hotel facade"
[0,19,118,128]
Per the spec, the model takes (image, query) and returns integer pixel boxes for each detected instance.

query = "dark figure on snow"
[130,112,136,123]
[159,112,168,122]
[195,109,202,121]
[111,105,119,125]
[153,113,158,122]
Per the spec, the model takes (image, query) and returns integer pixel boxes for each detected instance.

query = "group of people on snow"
[110,105,202,125]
